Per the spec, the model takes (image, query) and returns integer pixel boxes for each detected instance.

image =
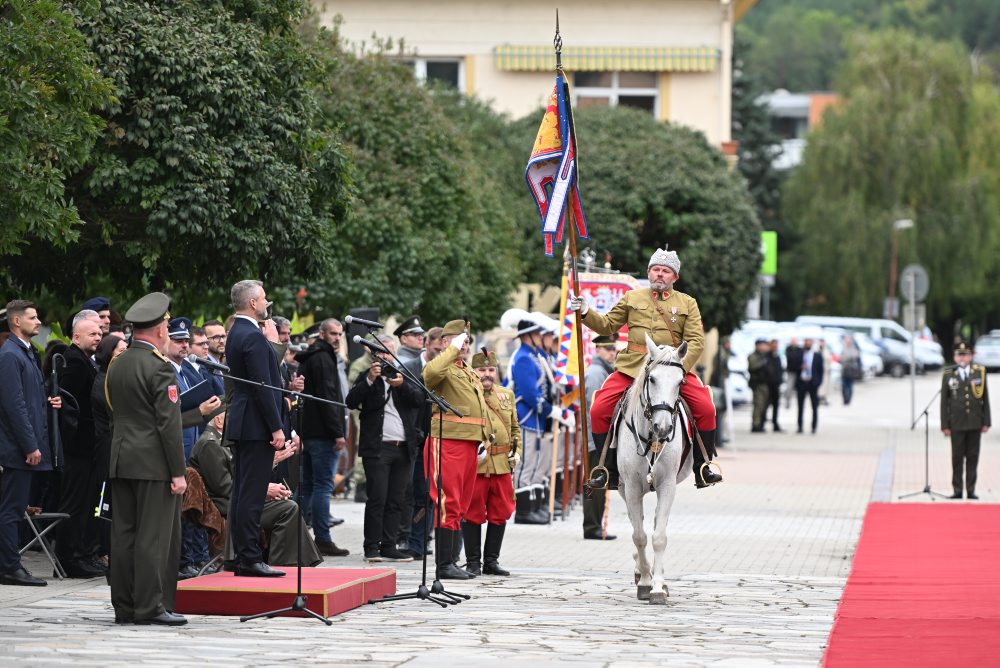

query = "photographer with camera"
[346,335,424,562]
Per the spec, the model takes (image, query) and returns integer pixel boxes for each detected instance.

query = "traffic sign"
[899,264,929,302]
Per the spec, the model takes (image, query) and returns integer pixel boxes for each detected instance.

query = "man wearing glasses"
[225,280,286,577]
[203,320,227,366]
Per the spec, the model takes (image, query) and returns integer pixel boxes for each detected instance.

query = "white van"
[795,316,944,374]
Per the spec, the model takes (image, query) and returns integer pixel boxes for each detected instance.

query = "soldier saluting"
[571,247,722,490]
[105,293,187,626]
[941,341,990,500]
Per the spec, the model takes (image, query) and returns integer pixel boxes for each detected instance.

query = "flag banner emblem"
[525,74,588,256]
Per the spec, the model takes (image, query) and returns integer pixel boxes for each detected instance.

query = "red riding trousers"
[590,370,716,434]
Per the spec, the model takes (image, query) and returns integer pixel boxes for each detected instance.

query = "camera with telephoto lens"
[379,360,399,380]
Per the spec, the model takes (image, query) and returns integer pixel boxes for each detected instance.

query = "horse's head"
[641,334,687,442]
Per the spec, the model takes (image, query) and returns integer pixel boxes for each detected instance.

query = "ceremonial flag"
[525,74,588,256]
[554,272,583,407]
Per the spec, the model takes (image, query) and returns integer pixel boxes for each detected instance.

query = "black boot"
[482,523,510,576]
[586,433,618,490]
[693,429,723,488]
[461,522,482,576]
[434,529,471,580]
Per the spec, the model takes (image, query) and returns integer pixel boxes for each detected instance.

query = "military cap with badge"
[393,315,425,338]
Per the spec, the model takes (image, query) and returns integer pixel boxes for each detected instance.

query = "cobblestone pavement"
[1,374,994,666]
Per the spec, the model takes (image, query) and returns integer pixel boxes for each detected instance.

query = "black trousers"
[950,430,982,494]
[362,443,411,553]
[797,384,820,432]
[230,439,274,565]
[582,450,608,536]
[55,454,100,562]
[767,384,782,427]
[0,468,33,574]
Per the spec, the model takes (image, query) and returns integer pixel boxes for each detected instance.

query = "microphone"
[188,354,230,373]
[352,335,388,353]
[344,315,385,329]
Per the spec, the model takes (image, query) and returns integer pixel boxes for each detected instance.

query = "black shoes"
[584,532,617,540]
[63,558,105,579]
[177,565,200,580]
[481,524,509,576]
[364,550,384,563]
[436,562,472,580]
[950,492,963,499]
[316,540,350,557]
[379,546,414,563]
[234,562,285,577]
[968,493,979,500]
[514,512,548,525]
[134,611,187,626]
[399,547,424,560]
[434,528,473,580]
[586,433,619,490]
[0,567,46,587]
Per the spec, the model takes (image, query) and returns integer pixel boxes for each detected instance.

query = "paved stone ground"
[1,374,994,666]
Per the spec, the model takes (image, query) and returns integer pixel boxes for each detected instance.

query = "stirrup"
[696,461,724,489]
[586,465,609,490]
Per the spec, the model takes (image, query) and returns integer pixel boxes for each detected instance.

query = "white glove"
[569,293,589,315]
[451,332,468,350]
[548,406,564,422]
[507,452,521,469]
[561,412,576,431]
[477,442,489,463]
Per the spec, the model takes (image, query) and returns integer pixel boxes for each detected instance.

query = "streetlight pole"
[886,218,914,319]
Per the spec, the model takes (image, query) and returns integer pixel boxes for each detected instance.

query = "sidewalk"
[0,373,991,666]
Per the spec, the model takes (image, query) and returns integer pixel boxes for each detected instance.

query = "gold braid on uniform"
[972,366,986,399]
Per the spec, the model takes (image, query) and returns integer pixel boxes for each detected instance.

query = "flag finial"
[554,9,563,71]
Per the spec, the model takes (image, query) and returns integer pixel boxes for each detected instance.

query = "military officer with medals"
[462,350,522,577]
[571,246,722,490]
[422,319,490,580]
[941,341,990,499]
[105,293,188,626]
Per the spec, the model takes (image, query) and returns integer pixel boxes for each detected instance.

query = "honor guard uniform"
[573,246,722,490]
[422,319,490,580]
[394,315,426,364]
[463,350,522,576]
[105,292,188,625]
[506,315,558,524]
[941,341,991,499]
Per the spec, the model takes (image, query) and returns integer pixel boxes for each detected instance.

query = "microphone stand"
[210,370,344,625]
[359,332,470,608]
[899,386,949,500]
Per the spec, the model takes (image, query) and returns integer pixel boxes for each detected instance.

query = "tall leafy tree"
[783,31,1000,337]
[0,0,113,256]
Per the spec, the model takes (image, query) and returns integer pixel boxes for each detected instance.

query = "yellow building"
[315,0,756,150]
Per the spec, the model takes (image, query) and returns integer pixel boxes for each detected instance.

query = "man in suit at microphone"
[225,280,286,578]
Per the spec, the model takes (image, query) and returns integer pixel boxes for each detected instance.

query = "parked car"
[795,315,940,374]
[974,334,1000,371]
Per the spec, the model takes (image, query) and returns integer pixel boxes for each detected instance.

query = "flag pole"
[554,12,591,481]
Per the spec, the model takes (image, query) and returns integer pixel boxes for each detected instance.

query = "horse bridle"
[631,359,685,453]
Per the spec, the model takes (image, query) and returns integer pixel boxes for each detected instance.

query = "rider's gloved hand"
[569,293,589,315]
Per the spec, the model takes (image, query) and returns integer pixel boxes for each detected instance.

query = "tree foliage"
[298,25,524,328]
[2,0,350,316]
[783,31,1000,333]
[0,0,113,256]
[508,107,761,334]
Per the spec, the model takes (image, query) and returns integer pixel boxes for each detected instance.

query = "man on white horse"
[571,246,723,491]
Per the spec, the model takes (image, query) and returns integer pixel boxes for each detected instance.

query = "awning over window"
[494,45,719,72]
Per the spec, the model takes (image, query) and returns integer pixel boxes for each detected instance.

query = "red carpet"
[824,503,1000,666]
[175,567,396,618]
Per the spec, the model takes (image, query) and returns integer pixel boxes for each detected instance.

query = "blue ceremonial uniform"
[509,343,553,432]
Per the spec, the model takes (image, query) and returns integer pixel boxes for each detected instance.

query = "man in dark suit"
[941,341,991,499]
[56,310,106,578]
[795,337,824,434]
[0,300,61,587]
[225,279,286,578]
[106,292,187,625]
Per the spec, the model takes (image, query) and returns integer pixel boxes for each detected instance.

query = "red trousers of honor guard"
[464,473,516,525]
[424,437,478,531]
[590,370,717,433]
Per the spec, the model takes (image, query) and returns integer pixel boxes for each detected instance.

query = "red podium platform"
[175,568,396,618]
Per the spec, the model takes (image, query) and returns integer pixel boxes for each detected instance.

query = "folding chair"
[20,511,71,579]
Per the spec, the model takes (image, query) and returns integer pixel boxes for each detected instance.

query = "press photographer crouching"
[346,335,423,563]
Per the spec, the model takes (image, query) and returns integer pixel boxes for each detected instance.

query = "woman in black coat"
[90,334,127,563]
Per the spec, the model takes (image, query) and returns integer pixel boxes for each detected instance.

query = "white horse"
[615,334,693,605]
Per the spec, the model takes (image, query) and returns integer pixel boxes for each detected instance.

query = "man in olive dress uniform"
[941,341,990,499]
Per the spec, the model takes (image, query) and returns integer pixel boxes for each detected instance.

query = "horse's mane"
[623,343,681,425]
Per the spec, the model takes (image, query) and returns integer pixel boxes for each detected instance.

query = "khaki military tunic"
[479,386,522,476]
[941,364,991,431]
[582,288,704,376]
[423,346,490,443]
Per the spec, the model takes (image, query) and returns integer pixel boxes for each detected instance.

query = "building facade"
[315,0,757,150]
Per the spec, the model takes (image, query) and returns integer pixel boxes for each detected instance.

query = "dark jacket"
[402,354,431,446]
[794,349,824,390]
[59,344,98,458]
[345,366,423,459]
[226,316,283,441]
[0,337,53,471]
[785,345,804,378]
[766,351,784,387]
[91,370,112,478]
[941,364,991,432]
[294,339,345,440]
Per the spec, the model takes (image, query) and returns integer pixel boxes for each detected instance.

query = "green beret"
[471,351,498,369]
[125,292,170,329]
[442,319,468,337]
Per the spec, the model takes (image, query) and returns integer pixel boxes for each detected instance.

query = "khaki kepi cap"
[471,351,499,369]
[125,292,171,329]
[441,319,468,336]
